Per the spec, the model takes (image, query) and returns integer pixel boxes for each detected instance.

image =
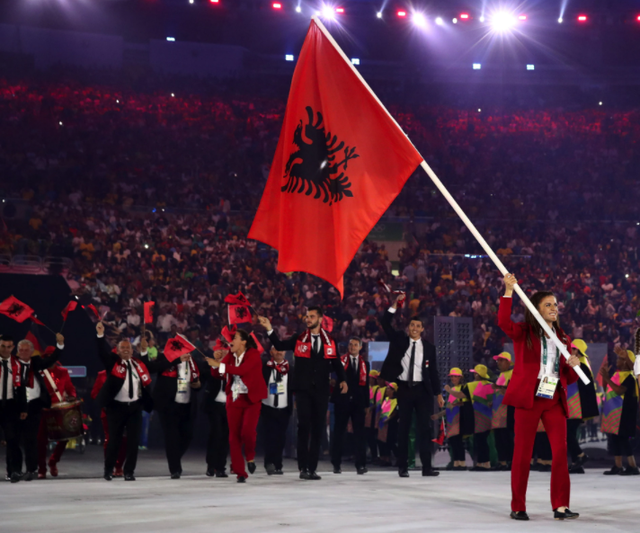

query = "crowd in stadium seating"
[1,76,639,370]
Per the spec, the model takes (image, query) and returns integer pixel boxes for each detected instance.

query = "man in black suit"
[331,336,370,474]
[380,295,444,477]
[146,346,201,479]
[259,307,348,480]
[202,346,229,478]
[95,322,154,481]
[0,335,27,483]
[16,334,65,481]
[260,346,292,475]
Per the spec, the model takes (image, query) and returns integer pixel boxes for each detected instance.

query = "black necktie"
[127,361,134,399]
[408,342,416,384]
[348,358,357,382]
[2,360,8,406]
[273,371,279,408]
[313,336,319,355]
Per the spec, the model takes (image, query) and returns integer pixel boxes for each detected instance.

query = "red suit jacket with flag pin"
[248,19,423,296]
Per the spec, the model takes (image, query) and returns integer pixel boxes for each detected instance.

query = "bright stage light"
[351,58,360,65]
[397,11,407,18]
[518,15,527,21]
[435,17,443,26]
[296,5,302,13]
[577,15,587,22]
[322,6,336,19]
[479,16,485,22]
[166,37,175,42]
[189,0,194,4]
[335,7,344,14]
[210,0,219,3]
[377,12,382,19]
[452,18,458,24]
[526,64,535,70]
[272,2,282,9]
[460,13,469,20]
[598,101,603,106]
[637,15,640,22]
[558,17,563,23]
[473,63,481,70]
[413,12,427,28]
[490,11,517,32]
[285,54,294,61]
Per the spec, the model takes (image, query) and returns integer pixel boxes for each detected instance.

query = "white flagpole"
[310,15,589,384]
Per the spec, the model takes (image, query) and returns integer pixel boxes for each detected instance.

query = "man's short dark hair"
[349,336,362,346]
[0,334,14,343]
[409,316,424,327]
[308,306,324,317]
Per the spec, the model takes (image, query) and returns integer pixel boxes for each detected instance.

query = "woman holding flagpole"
[208,329,267,483]
[499,274,581,521]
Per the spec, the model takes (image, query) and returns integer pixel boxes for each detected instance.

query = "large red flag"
[163,335,196,363]
[224,292,251,307]
[228,305,251,325]
[248,18,422,296]
[143,301,155,324]
[0,296,35,323]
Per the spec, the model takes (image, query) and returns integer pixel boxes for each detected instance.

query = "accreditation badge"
[536,377,559,399]
[177,378,189,394]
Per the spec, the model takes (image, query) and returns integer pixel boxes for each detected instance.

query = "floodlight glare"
[397,11,407,18]
[479,16,485,22]
[452,18,458,24]
[577,15,587,22]
[351,58,360,65]
[322,6,336,19]
[490,11,517,32]
[472,63,481,70]
[413,12,427,28]
[435,17,444,26]
[558,17,563,23]
[285,54,294,61]
[377,12,383,19]
[526,64,535,70]
[296,5,302,13]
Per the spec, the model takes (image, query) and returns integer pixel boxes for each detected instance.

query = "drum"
[44,400,83,442]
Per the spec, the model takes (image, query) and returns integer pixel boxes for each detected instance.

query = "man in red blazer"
[208,329,267,482]
[499,274,581,521]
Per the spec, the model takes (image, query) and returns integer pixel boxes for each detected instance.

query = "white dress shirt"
[174,361,192,404]
[389,306,424,382]
[22,362,41,402]
[538,333,560,380]
[114,361,142,403]
[220,352,248,396]
[262,370,288,409]
[0,358,15,400]
[634,355,640,378]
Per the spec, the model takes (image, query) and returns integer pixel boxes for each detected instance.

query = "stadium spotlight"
[558,17,563,23]
[472,63,481,70]
[479,16,485,22]
[296,5,302,13]
[577,15,587,22]
[477,108,481,112]
[637,15,640,22]
[285,54,295,61]
[526,64,535,70]
[321,6,336,19]
[518,15,527,21]
[452,18,458,24]
[189,0,194,4]
[490,11,516,32]
[460,13,470,20]
[335,7,345,14]
[413,12,427,28]
[210,0,219,3]
[435,17,444,26]
[272,2,282,9]
[166,37,176,42]
[351,58,360,65]
[598,101,603,105]
[377,12,383,19]
[171,93,175,97]
[397,10,407,18]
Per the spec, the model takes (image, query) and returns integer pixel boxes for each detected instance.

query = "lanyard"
[541,336,560,374]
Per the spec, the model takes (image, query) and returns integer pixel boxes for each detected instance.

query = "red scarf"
[1,356,22,388]
[111,358,152,388]
[294,329,337,359]
[341,354,367,386]
[266,358,289,376]
[161,358,200,382]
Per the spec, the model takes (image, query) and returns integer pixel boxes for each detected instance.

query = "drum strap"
[42,369,63,403]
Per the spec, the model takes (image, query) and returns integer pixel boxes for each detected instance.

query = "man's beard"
[307,319,321,330]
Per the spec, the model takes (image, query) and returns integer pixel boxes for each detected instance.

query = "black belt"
[398,380,422,388]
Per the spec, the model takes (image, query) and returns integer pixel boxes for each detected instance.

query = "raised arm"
[497,274,526,341]
[259,316,298,351]
[96,322,118,371]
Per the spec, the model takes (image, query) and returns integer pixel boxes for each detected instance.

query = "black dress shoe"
[266,463,276,476]
[510,511,529,521]
[333,466,342,474]
[309,471,322,480]
[357,467,368,475]
[422,468,440,477]
[104,473,113,481]
[299,469,312,480]
[171,472,181,479]
[604,466,623,475]
[274,469,284,475]
[237,476,246,483]
[398,469,409,478]
[215,470,229,478]
[23,472,35,481]
[10,472,22,483]
[124,474,136,481]
[568,464,585,474]
[554,508,579,520]
[621,466,640,476]
[577,454,589,466]
[247,462,256,475]
[206,469,215,477]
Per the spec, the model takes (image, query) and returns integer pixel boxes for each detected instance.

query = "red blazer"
[212,348,267,404]
[498,297,578,413]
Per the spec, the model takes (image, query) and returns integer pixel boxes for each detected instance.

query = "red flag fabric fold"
[221,325,237,344]
[321,315,334,333]
[0,296,35,323]
[163,335,197,363]
[248,19,423,296]
[143,301,155,324]
[61,301,78,321]
[251,332,264,355]
[83,304,101,321]
[228,304,251,325]
[224,292,251,307]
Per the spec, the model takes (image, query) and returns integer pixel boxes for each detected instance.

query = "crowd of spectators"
[1,75,639,374]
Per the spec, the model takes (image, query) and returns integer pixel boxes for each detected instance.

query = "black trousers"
[18,401,43,473]
[158,402,193,475]
[494,427,514,463]
[366,427,379,461]
[1,400,22,475]
[261,404,290,470]
[396,383,433,470]
[331,400,366,469]
[105,400,143,475]
[474,430,491,463]
[566,419,583,463]
[449,434,465,462]
[205,401,229,472]
[609,433,633,457]
[295,389,329,472]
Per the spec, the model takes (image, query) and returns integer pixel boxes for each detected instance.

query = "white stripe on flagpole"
[311,15,589,384]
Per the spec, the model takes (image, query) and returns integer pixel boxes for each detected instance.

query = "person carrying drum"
[15,334,65,481]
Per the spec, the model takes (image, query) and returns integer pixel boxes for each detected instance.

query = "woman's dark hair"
[524,291,562,348]
[236,329,258,350]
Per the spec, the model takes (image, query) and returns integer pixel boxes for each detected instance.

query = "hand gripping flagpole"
[310,15,589,385]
